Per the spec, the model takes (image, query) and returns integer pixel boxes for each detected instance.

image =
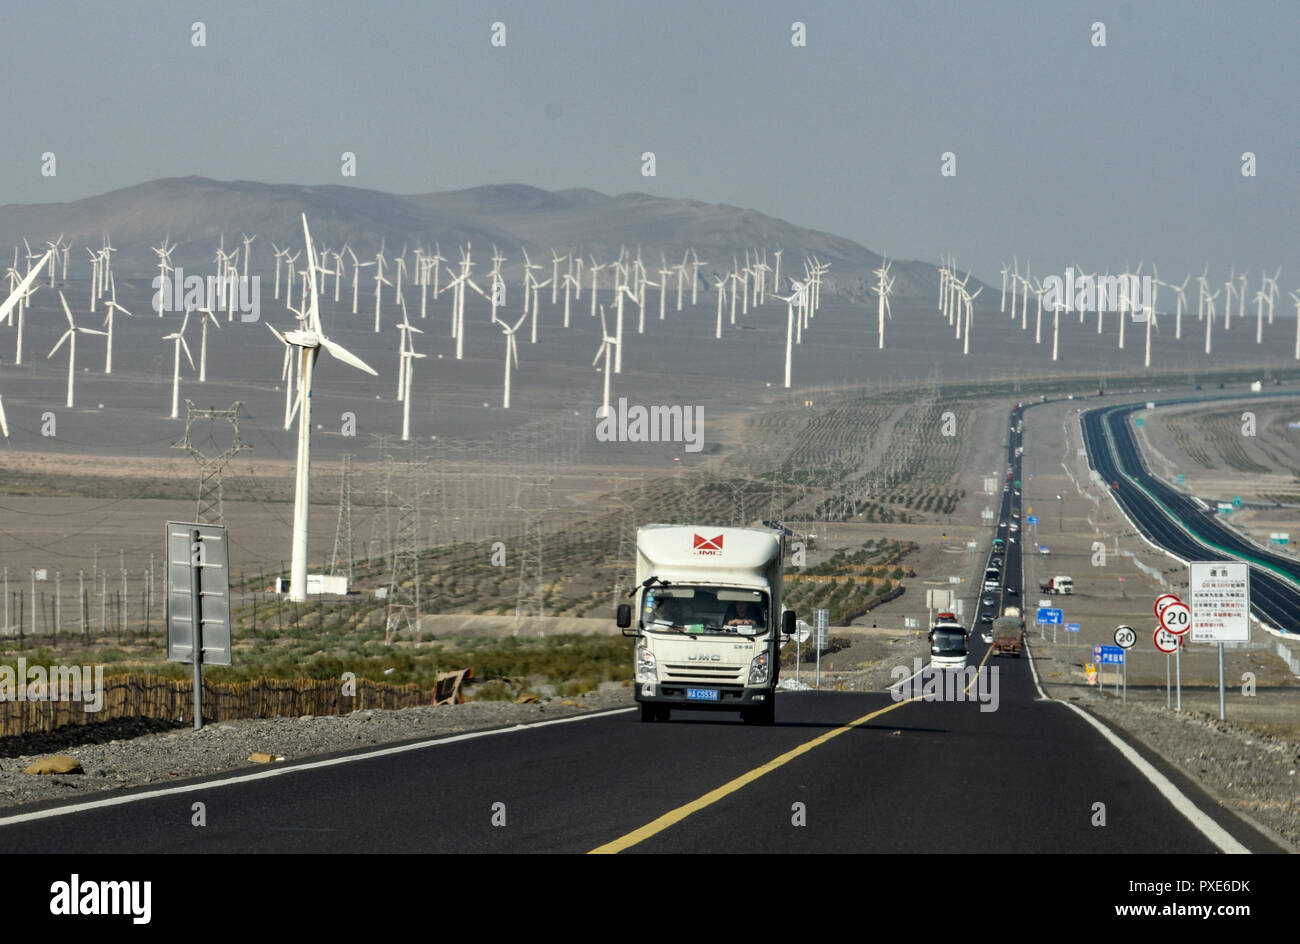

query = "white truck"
[617,524,795,725]
[1038,575,1074,595]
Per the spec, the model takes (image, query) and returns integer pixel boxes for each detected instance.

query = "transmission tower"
[512,476,553,630]
[386,452,427,645]
[171,401,249,525]
[607,475,644,610]
[330,454,355,582]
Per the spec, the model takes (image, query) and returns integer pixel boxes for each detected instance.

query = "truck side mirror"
[616,604,631,628]
[782,610,795,635]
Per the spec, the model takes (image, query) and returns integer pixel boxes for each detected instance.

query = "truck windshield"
[642,586,769,635]
[930,629,967,655]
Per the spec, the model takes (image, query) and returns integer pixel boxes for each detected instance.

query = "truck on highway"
[1039,575,1073,595]
[617,524,794,725]
[992,606,1025,657]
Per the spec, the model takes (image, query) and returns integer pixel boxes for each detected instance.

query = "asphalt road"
[1080,395,1300,634]
[0,400,1283,853]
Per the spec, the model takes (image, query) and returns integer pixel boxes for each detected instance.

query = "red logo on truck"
[693,534,724,555]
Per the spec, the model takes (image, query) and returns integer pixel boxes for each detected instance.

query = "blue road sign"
[1066,622,1080,633]
[1037,607,1063,624]
[1026,515,1039,525]
[1177,473,1186,484]
[1099,645,1125,664]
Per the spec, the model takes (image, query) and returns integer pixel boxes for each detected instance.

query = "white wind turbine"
[395,303,423,401]
[285,249,301,311]
[691,249,706,306]
[164,308,196,418]
[441,243,487,358]
[271,244,285,299]
[1008,257,1019,320]
[196,306,221,382]
[1222,271,1235,331]
[266,323,297,429]
[1292,291,1300,360]
[713,274,727,339]
[373,252,392,333]
[240,233,256,280]
[500,311,528,409]
[999,262,1009,313]
[102,274,133,374]
[873,260,894,349]
[962,286,981,356]
[1204,287,1218,355]
[280,214,378,602]
[4,250,51,367]
[50,291,106,409]
[588,257,606,319]
[774,285,801,388]
[550,249,566,306]
[593,304,618,412]
[1142,273,1160,368]
[349,249,373,316]
[399,330,425,442]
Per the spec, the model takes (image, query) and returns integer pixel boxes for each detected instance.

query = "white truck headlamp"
[748,650,770,685]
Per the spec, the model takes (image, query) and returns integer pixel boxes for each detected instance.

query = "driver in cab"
[723,599,764,628]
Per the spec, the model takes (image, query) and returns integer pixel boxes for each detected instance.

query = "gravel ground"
[0,686,635,813]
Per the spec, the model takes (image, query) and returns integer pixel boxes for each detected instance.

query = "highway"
[0,403,1282,854]
[1080,396,1300,634]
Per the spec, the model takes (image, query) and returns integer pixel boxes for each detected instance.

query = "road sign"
[1092,645,1102,662]
[1065,622,1080,633]
[1026,515,1039,525]
[1014,480,1021,489]
[1154,627,1181,654]
[1177,473,1186,485]
[1159,600,1191,635]
[814,608,829,649]
[1099,645,1125,664]
[1134,417,1145,427]
[1037,607,1063,624]
[1270,532,1289,545]
[166,522,231,666]
[1027,506,1033,514]
[983,476,997,494]
[982,507,994,520]
[1038,598,1051,608]
[948,575,962,584]
[1113,625,1137,648]
[1189,561,1250,642]
[793,619,811,644]
[1232,495,1242,508]
[1154,593,1181,618]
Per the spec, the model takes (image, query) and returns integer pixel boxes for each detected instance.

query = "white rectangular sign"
[1189,561,1250,642]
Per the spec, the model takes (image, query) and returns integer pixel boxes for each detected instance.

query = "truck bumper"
[635,683,774,711]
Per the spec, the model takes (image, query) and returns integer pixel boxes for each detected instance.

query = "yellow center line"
[590,640,998,854]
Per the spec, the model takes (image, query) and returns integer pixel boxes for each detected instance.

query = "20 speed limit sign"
[1113,625,1137,649]
[1154,627,1181,654]
[1153,593,1181,617]
[1159,600,1191,635]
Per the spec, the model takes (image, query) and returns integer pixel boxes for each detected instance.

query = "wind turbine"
[588,257,606,319]
[373,253,392,333]
[501,311,528,409]
[164,309,196,418]
[773,286,800,388]
[102,275,133,374]
[399,332,425,442]
[999,262,1009,313]
[713,275,727,339]
[395,303,424,400]
[271,244,285,299]
[5,250,52,365]
[349,250,373,315]
[280,214,378,602]
[49,291,106,409]
[1051,301,1062,361]
[593,305,618,412]
[873,259,894,349]
[1204,288,1218,355]
[240,233,256,279]
[196,307,221,382]
[550,249,566,306]
[1292,291,1300,360]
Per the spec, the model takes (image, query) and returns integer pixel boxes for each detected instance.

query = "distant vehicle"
[1005,586,1018,596]
[1039,545,1050,555]
[992,538,1005,552]
[981,631,994,644]
[990,556,1003,567]
[979,613,994,623]
[999,520,1008,528]
[1010,522,1019,532]
[1039,575,1073,595]
[982,594,997,607]
[992,608,1025,658]
[1013,490,1020,497]
[929,623,969,670]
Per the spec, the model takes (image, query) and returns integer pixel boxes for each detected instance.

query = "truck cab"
[619,525,794,725]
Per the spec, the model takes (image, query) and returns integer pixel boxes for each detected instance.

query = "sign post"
[165,522,232,731]
[814,608,829,690]
[1114,625,1136,703]
[1188,562,1250,720]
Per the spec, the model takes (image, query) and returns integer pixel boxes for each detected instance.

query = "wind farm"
[1,2,1298,873]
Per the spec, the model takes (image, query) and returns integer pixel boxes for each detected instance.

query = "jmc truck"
[617,524,795,724]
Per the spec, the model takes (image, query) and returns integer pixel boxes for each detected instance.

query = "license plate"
[686,688,719,702]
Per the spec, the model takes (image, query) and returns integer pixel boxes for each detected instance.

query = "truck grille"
[662,662,746,683]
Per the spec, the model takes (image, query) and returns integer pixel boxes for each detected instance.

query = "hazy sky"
[3,0,1297,286]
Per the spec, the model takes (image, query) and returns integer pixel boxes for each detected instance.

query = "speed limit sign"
[1154,627,1181,653]
[1154,593,1181,618]
[1159,600,1191,635]
[1113,625,1137,649]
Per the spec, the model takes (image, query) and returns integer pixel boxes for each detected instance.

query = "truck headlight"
[636,646,657,683]
[748,651,770,685]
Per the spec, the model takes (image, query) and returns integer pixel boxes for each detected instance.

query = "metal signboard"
[166,521,232,666]
[1188,561,1250,643]
[1026,515,1039,525]
[1037,607,1063,624]
[1099,645,1125,665]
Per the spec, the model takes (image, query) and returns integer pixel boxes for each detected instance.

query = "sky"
[2,0,1297,288]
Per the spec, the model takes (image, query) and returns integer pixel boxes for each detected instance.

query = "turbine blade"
[0,395,8,439]
[319,335,378,375]
[180,338,195,371]
[49,329,71,358]
[59,290,75,328]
